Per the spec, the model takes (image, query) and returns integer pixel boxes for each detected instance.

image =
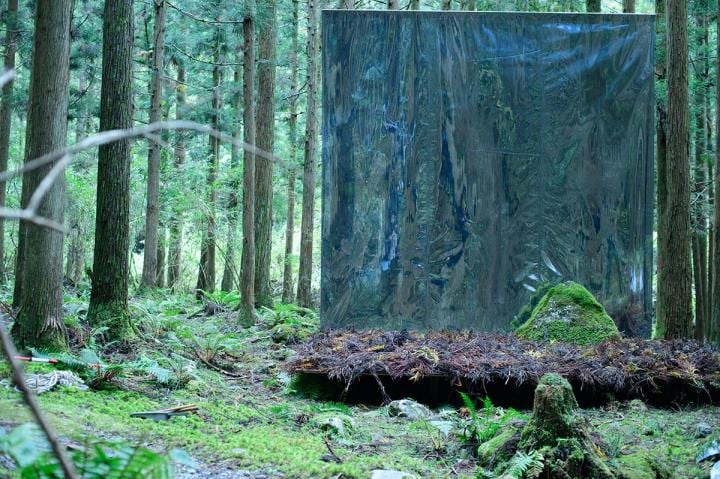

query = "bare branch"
[0,324,79,478]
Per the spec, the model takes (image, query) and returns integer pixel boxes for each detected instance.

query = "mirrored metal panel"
[321,11,654,336]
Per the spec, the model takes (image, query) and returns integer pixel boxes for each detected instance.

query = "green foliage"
[0,423,190,479]
[498,450,544,479]
[198,289,240,309]
[458,393,525,447]
[514,281,620,345]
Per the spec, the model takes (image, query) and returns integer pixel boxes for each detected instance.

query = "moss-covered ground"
[0,291,717,478]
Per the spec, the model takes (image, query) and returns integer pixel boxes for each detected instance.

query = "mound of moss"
[514,281,620,345]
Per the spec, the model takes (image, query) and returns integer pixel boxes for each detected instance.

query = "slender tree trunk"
[168,63,185,291]
[623,0,635,12]
[586,0,600,12]
[239,1,257,325]
[0,0,17,284]
[655,0,668,336]
[156,226,166,287]
[659,0,692,339]
[221,47,242,292]
[11,0,72,350]
[712,0,720,342]
[282,0,300,304]
[141,0,165,288]
[86,0,134,342]
[254,0,277,307]
[196,33,222,298]
[706,93,714,338]
[296,0,319,308]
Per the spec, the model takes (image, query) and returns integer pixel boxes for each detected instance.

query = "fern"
[500,451,544,479]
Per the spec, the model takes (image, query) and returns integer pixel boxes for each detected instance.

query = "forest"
[0,0,719,478]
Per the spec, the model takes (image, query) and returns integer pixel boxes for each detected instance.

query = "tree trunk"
[296,0,319,308]
[0,0,17,284]
[239,1,257,325]
[167,62,185,291]
[623,0,635,12]
[660,0,692,339]
[655,0,668,336]
[586,0,600,12]
[282,0,300,304]
[141,0,165,288]
[156,226,166,287]
[11,0,72,350]
[410,0,420,9]
[706,91,714,338]
[388,0,399,8]
[254,0,277,307]
[86,0,134,342]
[441,0,452,10]
[466,0,476,10]
[221,46,242,292]
[713,0,720,342]
[338,0,353,7]
[196,32,222,298]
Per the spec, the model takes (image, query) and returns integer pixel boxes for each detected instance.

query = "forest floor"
[0,290,718,478]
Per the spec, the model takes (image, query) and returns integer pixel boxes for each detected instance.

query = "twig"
[0,324,79,478]
[166,0,244,24]
[323,436,343,463]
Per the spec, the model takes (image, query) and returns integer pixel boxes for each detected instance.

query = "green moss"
[477,427,519,465]
[616,452,671,479]
[515,281,620,345]
[86,301,132,342]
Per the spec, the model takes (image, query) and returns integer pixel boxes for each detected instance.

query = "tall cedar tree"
[196,31,222,297]
[11,0,72,350]
[656,0,669,334]
[141,0,166,287]
[0,0,17,284]
[282,0,301,303]
[221,46,242,292]
[87,0,135,341]
[254,0,277,307]
[168,62,186,291]
[659,0,693,338]
[713,0,720,342]
[297,0,320,307]
[239,0,257,325]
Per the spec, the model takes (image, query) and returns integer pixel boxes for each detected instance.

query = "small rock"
[370,470,416,479]
[311,414,354,436]
[696,422,713,438]
[627,399,647,412]
[387,399,431,420]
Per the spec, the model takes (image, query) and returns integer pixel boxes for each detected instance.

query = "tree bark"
[86,0,134,342]
[282,0,300,304]
[254,0,277,307]
[11,0,72,350]
[623,0,635,12]
[705,90,714,338]
[239,1,257,324]
[713,0,720,342]
[196,32,222,298]
[221,46,242,292]
[0,0,17,284]
[655,0,669,336]
[296,0,319,308]
[586,0,601,12]
[659,0,693,339]
[167,62,185,291]
[141,0,165,288]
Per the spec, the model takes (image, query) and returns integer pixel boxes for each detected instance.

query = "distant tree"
[659,0,693,339]
[239,0,257,325]
[297,0,320,308]
[254,0,277,308]
[712,0,720,342]
[168,62,186,291]
[86,0,135,342]
[196,30,222,298]
[282,0,301,303]
[12,0,72,350]
[0,0,17,284]
[586,0,600,12]
[221,46,243,293]
[141,0,166,288]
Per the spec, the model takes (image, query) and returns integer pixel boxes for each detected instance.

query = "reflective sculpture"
[321,11,655,336]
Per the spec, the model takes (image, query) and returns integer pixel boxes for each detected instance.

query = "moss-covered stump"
[512,373,615,479]
[515,281,620,345]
